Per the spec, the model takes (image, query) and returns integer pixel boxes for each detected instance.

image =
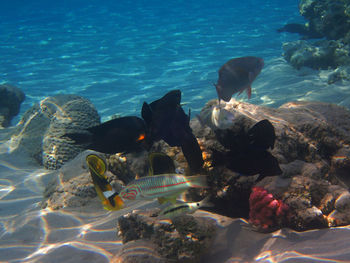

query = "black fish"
[65,116,149,154]
[148,152,176,176]
[142,90,204,173]
[215,56,264,102]
[213,119,281,179]
[247,119,275,150]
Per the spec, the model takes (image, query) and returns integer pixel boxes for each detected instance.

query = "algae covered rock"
[299,0,350,40]
[281,1,350,71]
[117,211,216,263]
[0,84,25,128]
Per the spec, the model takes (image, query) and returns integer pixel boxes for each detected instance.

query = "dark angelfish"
[213,119,281,180]
[65,116,149,154]
[142,90,204,173]
[215,56,264,102]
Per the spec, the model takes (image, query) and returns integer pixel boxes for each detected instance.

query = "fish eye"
[196,203,200,206]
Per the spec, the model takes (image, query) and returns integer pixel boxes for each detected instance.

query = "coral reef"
[39,97,350,239]
[281,0,350,82]
[193,99,350,229]
[255,175,350,230]
[0,84,25,128]
[282,40,349,70]
[299,0,350,40]
[8,94,100,169]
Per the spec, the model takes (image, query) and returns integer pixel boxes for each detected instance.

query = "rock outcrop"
[116,211,216,263]
[0,84,25,128]
[193,99,350,230]
[41,98,350,242]
[281,0,350,82]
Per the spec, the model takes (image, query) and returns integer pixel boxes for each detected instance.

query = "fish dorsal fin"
[158,195,177,205]
[157,190,184,204]
[161,90,181,106]
[247,119,275,150]
[148,152,176,176]
[141,102,153,124]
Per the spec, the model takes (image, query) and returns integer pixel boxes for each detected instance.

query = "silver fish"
[119,174,207,201]
[157,196,213,219]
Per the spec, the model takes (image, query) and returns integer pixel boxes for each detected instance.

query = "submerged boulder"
[0,84,25,128]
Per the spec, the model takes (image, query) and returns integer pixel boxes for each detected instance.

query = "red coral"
[249,187,289,231]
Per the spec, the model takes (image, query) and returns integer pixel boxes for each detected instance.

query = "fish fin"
[148,152,176,176]
[180,133,204,174]
[65,132,92,145]
[187,175,207,188]
[162,90,181,105]
[247,85,252,99]
[199,195,215,208]
[158,195,177,205]
[141,102,153,124]
[247,119,275,150]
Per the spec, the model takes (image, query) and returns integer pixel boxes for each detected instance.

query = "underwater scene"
[2,0,350,262]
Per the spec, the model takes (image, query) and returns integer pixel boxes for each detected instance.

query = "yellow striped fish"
[119,174,207,201]
[86,154,124,210]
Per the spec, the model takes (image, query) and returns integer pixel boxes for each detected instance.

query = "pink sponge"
[249,187,289,231]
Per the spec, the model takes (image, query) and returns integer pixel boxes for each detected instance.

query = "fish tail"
[187,175,207,188]
[199,195,214,208]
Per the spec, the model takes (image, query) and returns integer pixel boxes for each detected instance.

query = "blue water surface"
[1,0,302,120]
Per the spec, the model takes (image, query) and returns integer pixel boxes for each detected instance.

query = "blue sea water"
[2,1,350,262]
[1,0,307,121]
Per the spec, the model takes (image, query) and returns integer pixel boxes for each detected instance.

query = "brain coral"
[10,94,100,169]
[42,94,100,169]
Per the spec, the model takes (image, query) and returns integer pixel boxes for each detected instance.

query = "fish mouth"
[215,84,232,102]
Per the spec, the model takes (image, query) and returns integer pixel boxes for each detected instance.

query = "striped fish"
[86,154,124,211]
[119,174,207,201]
[158,196,213,219]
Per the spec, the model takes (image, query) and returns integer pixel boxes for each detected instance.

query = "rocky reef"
[114,211,216,263]
[282,0,350,82]
[0,84,25,128]
[38,97,350,261]
[8,94,100,169]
